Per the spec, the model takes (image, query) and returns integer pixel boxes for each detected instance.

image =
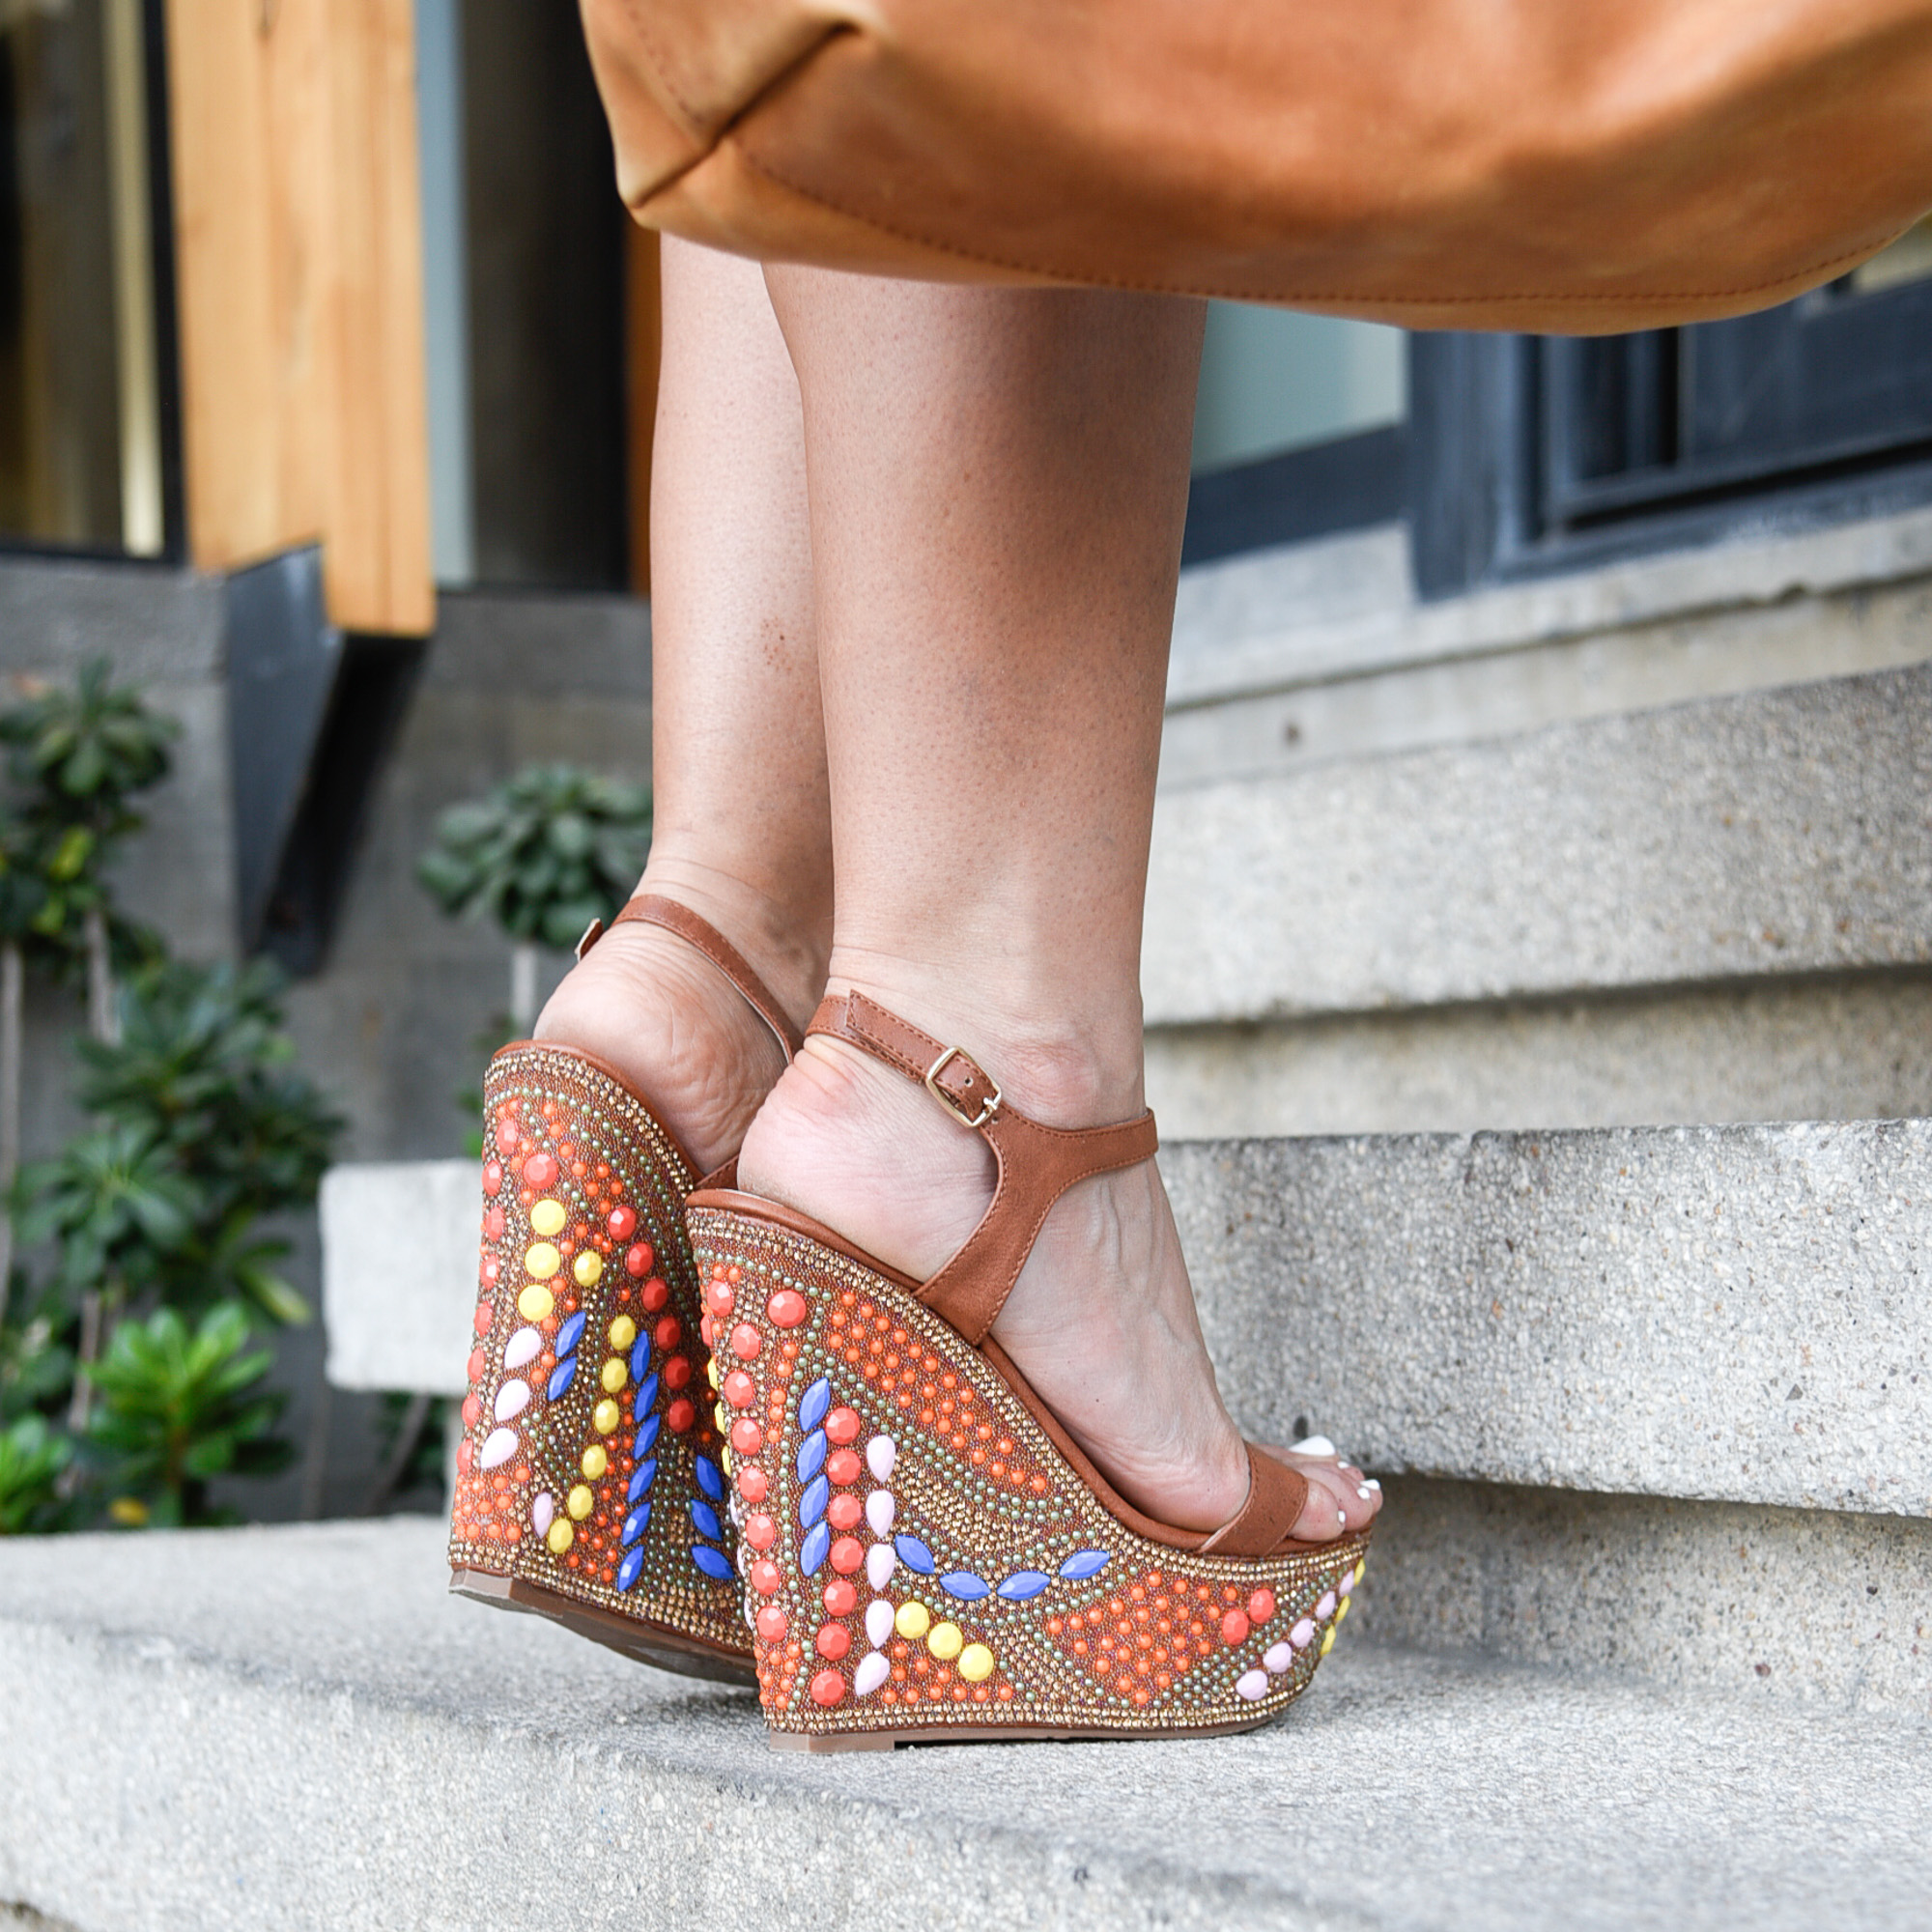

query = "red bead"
[703,1279,734,1318]
[730,1417,763,1456]
[641,1277,670,1313]
[653,1316,682,1351]
[607,1205,638,1241]
[737,1465,768,1505]
[751,1559,781,1595]
[724,1370,755,1408]
[497,1117,521,1153]
[754,1605,787,1643]
[1220,1609,1251,1647]
[624,1242,654,1277]
[473,1301,495,1336]
[481,1160,503,1198]
[829,1536,865,1576]
[461,1393,482,1428]
[743,1512,777,1551]
[456,1438,473,1474]
[479,1255,500,1288]
[824,1406,862,1446]
[523,1152,558,1189]
[814,1623,851,1662]
[663,1355,692,1391]
[809,1668,845,1708]
[766,1290,808,1329]
[699,1313,716,1349]
[825,1448,861,1487]
[729,1322,762,1362]
[827,1493,863,1532]
[667,1397,696,1434]
[1247,1587,1276,1626]
[482,1207,505,1240]
[466,1349,486,1382]
[822,1578,857,1617]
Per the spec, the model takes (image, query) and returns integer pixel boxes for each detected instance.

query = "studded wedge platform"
[685,991,1373,1747]
[447,895,802,1684]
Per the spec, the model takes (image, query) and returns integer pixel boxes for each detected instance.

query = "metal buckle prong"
[924,1044,1001,1130]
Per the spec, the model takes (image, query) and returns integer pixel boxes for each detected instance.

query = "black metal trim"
[1181,425,1406,568]
[142,0,187,565]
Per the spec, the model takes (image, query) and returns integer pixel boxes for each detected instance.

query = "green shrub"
[0,1413,71,1534]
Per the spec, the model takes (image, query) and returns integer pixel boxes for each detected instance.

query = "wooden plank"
[163,0,432,636]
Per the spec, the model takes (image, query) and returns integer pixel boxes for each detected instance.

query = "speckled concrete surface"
[1145,661,1932,1024]
[2,1521,1929,1932]
[1353,1476,1932,1719]
[1166,1120,1932,1516]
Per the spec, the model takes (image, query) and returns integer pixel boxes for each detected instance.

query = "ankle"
[821,955,1147,1127]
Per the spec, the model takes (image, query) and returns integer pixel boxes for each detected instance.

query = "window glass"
[1191,303,1406,474]
[0,0,160,555]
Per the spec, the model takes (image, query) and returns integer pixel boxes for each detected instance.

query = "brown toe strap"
[1198,1443,1310,1558]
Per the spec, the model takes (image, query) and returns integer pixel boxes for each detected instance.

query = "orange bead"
[828,1536,865,1575]
[1247,1587,1276,1625]
[729,1322,762,1361]
[1220,1609,1251,1646]
[815,1623,851,1661]
[755,1605,787,1644]
[824,1406,862,1445]
[810,1669,845,1708]
[751,1559,782,1595]
[767,1290,809,1328]
[826,1492,863,1532]
[730,1417,763,1456]
[825,1448,861,1485]
[737,1465,768,1505]
[822,1578,857,1616]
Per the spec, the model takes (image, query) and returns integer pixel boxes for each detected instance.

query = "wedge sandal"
[686,990,1372,1746]
[446,895,801,1684]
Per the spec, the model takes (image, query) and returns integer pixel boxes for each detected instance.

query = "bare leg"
[536,239,832,1171]
[740,270,1378,1540]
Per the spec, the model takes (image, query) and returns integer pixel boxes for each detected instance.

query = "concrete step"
[1145,660,1932,1025]
[3,1520,1927,1932]
[326,1118,1932,1518]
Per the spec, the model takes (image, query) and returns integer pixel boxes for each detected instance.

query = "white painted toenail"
[1364,1479,1381,1492]
[1357,1486,1373,1500]
[1291,1435,1337,1457]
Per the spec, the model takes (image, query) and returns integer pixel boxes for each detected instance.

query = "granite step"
[2,1520,1926,1932]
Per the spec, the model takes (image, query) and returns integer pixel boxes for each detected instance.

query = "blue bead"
[631,1414,661,1459]
[797,1376,831,1432]
[615,1548,645,1592]
[1059,1548,1111,1580]
[799,1473,829,1527]
[632,1373,659,1422]
[629,1336,651,1382]
[622,1505,650,1548]
[691,1544,734,1582]
[894,1534,936,1576]
[545,1358,577,1402]
[694,1455,724,1502]
[940,1572,990,1602]
[996,1570,1050,1601]
[796,1430,827,1484]
[555,1311,586,1359]
[627,1460,657,1503]
[689,1498,723,1541]
[800,1521,831,1576]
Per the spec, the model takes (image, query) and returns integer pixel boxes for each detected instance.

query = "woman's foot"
[532,909,794,1175]
[736,1006,1382,1543]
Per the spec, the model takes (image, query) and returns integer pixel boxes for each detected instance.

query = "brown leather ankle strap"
[806,990,1158,1344]
[578,895,804,1062]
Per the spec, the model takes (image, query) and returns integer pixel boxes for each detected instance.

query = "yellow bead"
[573,1249,603,1288]
[714,1403,728,1435]
[1321,1625,1336,1656]
[593,1398,620,1435]
[581,1445,608,1480]
[600,1356,628,1395]
[895,1601,930,1641]
[529,1198,566,1237]
[525,1241,560,1280]
[517,1284,554,1321]
[547,1519,574,1555]
[608,1315,637,1350]
[706,1356,722,1391]
[958,1643,995,1684]
[1336,1596,1350,1623]
[567,1484,594,1520]
[927,1621,963,1662]
[1353,1560,1367,1587]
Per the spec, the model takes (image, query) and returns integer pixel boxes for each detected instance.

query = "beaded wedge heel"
[447,895,802,1685]
[686,991,1373,1747]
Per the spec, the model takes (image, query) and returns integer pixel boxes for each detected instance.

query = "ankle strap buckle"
[924,1044,1002,1131]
